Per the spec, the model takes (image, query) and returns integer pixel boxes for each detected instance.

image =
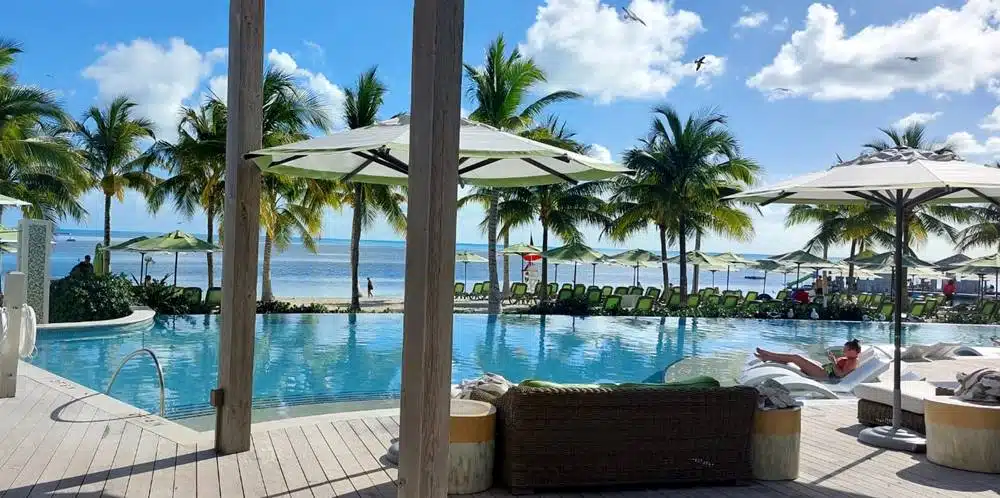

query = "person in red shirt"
[792,288,810,304]
[755,339,862,380]
[942,279,956,305]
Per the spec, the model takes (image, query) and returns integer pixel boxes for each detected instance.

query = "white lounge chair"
[740,352,922,399]
[871,342,962,361]
[742,345,880,376]
[954,346,1000,357]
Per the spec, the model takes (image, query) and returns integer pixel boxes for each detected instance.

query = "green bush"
[525,297,592,316]
[131,275,205,315]
[256,300,329,314]
[49,273,134,323]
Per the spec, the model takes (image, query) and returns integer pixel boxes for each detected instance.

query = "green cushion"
[618,375,720,389]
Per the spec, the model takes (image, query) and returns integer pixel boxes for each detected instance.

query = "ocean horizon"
[35,229,796,298]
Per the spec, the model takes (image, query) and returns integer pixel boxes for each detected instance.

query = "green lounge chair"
[587,285,600,294]
[645,287,661,300]
[182,287,203,307]
[686,294,700,308]
[561,283,573,291]
[603,295,622,312]
[454,282,465,298]
[508,283,528,304]
[601,286,614,298]
[775,289,788,301]
[979,300,997,322]
[909,300,926,319]
[573,284,587,298]
[857,293,871,307]
[628,286,643,296]
[744,291,758,303]
[557,288,574,301]
[870,294,886,310]
[722,295,739,309]
[666,292,682,308]
[614,286,629,296]
[634,296,654,314]
[587,289,603,307]
[707,294,721,306]
[548,283,559,296]
[879,302,893,319]
[204,287,222,310]
[924,298,938,317]
[470,282,484,299]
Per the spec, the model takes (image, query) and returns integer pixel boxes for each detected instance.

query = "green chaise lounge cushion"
[518,375,720,390]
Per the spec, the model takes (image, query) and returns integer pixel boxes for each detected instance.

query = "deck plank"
[0,388,63,469]
[268,429,313,498]
[172,444,198,498]
[333,420,396,496]
[72,417,128,496]
[212,441,243,498]
[0,391,79,493]
[235,434,266,498]
[300,424,358,497]
[349,418,398,482]
[22,401,99,497]
[250,431,288,497]
[124,429,161,497]
[98,419,142,498]
[284,427,337,498]
[148,436,177,498]
[49,408,120,496]
[315,421,382,498]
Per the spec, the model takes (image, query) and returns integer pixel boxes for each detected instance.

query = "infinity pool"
[29,314,999,424]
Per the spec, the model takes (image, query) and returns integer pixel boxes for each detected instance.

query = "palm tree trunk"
[692,231,702,293]
[206,210,215,289]
[847,239,857,293]
[103,193,112,273]
[350,184,364,312]
[486,194,501,313]
[658,225,669,289]
[678,219,688,301]
[541,221,549,299]
[502,231,510,298]
[261,232,273,302]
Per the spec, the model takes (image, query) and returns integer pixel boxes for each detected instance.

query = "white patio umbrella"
[716,251,754,290]
[247,114,627,187]
[728,146,1000,452]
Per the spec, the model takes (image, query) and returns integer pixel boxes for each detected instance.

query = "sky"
[6,0,1000,260]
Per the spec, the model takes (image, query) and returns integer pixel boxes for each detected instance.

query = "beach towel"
[955,368,1000,404]
[755,378,801,410]
[455,372,513,403]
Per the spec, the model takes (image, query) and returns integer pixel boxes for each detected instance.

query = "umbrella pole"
[464,262,468,287]
[762,270,767,294]
[173,253,179,287]
[554,264,558,284]
[592,263,596,286]
[138,253,143,279]
[573,263,577,285]
[858,193,924,451]
[796,264,801,286]
[711,272,715,287]
[726,265,731,290]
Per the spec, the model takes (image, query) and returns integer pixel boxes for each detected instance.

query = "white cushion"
[853,381,938,414]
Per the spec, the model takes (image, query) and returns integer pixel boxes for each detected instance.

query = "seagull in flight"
[775,87,791,92]
[694,56,707,71]
[621,7,646,26]
[900,56,919,62]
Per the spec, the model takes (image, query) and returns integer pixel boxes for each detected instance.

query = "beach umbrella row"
[108,230,221,286]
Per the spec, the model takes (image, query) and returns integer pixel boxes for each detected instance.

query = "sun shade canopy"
[455,251,488,263]
[246,114,628,187]
[542,242,606,264]
[127,230,221,253]
[502,243,542,255]
[727,148,1000,206]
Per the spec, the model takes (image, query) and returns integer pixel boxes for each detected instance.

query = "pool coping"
[38,307,156,332]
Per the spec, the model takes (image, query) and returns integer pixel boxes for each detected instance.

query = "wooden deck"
[2,373,999,497]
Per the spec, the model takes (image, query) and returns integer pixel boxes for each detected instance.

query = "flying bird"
[694,56,707,71]
[900,56,919,62]
[775,87,791,92]
[621,7,646,26]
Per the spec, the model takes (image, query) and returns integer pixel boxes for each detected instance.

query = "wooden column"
[216,0,264,454]
[0,272,26,398]
[397,0,465,496]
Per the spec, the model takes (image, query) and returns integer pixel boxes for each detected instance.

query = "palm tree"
[607,174,678,289]
[75,96,158,271]
[341,67,407,311]
[257,68,337,301]
[463,35,581,312]
[148,99,227,288]
[0,39,86,222]
[619,105,759,300]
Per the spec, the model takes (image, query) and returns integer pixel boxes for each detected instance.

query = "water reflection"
[29,314,998,418]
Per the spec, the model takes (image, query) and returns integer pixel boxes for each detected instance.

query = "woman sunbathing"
[755,339,862,381]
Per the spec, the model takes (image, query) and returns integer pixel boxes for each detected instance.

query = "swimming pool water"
[29,314,999,420]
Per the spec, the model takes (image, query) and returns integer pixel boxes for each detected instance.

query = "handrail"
[106,348,166,417]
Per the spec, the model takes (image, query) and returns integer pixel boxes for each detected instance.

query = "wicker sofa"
[493,384,758,494]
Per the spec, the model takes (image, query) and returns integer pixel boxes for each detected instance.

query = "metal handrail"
[106,348,166,417]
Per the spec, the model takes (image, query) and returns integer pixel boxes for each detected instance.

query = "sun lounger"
[853,380,938,433]
[954,346,1000,357]
[872,342,962,361]
[740,349,893,399]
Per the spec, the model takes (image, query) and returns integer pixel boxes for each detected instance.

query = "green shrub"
[131,275,204,315]
[49,273,134,323]
[256,300,329,314]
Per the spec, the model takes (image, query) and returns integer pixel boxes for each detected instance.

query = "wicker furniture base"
[857,398,926,434]
[495,385,758,494]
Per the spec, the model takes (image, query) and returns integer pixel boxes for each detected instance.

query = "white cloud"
[772,17,790,32]
[849,7,857,16]
[981,105,1000,131]
[82,38,226,139]
[460,107,471,118]
[587,143,613,162]
[893,111,942,128]
[519,0,725,102]
[208,75,228,102]
[748,2,1000,100]
[946,131,1000,159]
[266,49,346,126]
[303,40,325,59]
[734,10,769,29]
[989,78,1000,98]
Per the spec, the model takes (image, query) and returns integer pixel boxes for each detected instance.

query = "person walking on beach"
[367,277,374,298]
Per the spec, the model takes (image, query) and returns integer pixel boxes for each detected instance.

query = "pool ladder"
[106,348,166,417]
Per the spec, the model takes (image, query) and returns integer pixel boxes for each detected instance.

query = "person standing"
[70,255,95,276]
[367,277,375,298]
[943,279,956,305]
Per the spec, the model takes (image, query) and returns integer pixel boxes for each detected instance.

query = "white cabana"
[729,147,1000,453]
[246,114,627,187]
